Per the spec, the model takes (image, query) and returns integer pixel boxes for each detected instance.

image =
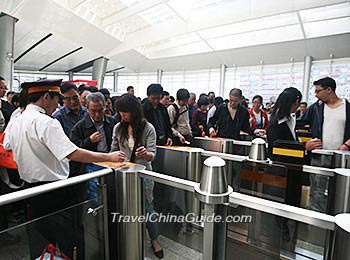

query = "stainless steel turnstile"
[192,137,236,186]
[152,146,203,216]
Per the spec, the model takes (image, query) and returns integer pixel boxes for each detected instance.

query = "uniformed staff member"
[4,79,126,259]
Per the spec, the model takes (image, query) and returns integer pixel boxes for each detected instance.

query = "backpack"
[171,103,188,128]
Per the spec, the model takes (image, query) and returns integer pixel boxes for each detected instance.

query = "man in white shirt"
[297,77,350,213]
[4,79,125,259]
[298,77,350,150]
[5,80,125,182]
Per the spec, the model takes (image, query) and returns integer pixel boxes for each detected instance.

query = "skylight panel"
[299,3,350,23]
[208,25,303,51]
[198,12,298,39]
[138,33,202,55]
[147,41,212,59]
[138,3,177,26]
[167,0,233,21]
[120,0,140,7]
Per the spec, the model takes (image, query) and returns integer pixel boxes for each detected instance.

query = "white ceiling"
[0,0,349,73]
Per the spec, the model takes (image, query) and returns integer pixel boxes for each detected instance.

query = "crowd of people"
[1,75,350,259]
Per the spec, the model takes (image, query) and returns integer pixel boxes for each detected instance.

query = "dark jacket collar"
[63,105,86,115]
[84,114,113,128]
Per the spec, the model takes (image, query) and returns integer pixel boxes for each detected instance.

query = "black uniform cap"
[21,79,63,94]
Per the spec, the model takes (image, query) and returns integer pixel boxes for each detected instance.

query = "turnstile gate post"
[195,156,233,260]
[115,164,146,260]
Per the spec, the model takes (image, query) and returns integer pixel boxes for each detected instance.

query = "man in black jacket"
[208,88,252,139]
[297,77,350,151]
[70,92,117,174]
[142,84,173,146]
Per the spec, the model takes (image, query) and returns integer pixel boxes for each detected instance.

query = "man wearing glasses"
[53,82,87,136]
[298,77,350,151]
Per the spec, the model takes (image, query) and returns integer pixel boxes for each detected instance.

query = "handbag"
[35,244,70,260]
[0,132,18,169]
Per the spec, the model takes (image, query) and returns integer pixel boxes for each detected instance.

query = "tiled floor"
[145,235,202,260]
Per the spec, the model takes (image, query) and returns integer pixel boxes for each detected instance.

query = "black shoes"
[151,243,164,259]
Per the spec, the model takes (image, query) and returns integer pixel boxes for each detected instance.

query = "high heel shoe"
[151,243,164,259]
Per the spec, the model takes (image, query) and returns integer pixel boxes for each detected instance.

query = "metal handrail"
[0,168,114,206]
[140,169,335,230]
[201,150,335,177]
[0,166,337,231]
[140,169,196,192]
[201,150,247,162]
[229,192,335,230]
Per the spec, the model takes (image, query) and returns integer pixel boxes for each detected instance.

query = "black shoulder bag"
[130,122,145,163]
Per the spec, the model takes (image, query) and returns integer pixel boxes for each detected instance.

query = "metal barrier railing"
[0,168,113,206]
[201,150,335,177]
[140,169,334,230]
[0,168,114,260]
[0,158,348,260]
[139,168,348,260]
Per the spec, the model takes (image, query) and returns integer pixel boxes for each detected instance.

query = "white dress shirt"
[278,113,296,140]
[4,104,78,183]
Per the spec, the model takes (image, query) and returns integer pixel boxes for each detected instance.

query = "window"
[103,75,114,93]
[13,72,69,93]
[225,62,304,104]
[162,69,220,99]
[309,58,350,103]
[117,72,157,98]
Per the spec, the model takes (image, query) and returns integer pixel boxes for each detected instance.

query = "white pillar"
[0,13,18,90]
[157,69,163,84]
[302,56,313,102]
[113,72,118,93]
[68,71,73,81]
[92,57,108,89]
[219,64,226,97]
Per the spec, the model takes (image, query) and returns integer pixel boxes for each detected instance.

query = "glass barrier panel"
[227,204,327,260]
[151,181,203,260]
[232,160,332,215]
[0,176,109,260]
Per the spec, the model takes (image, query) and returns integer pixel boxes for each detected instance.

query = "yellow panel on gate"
[272,147,304,158]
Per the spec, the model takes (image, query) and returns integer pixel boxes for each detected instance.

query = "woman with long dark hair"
[111,94,163,259]
[266,87,322,242]
[267,87,321,159]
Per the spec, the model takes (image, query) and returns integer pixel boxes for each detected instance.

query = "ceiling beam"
[39,47,83,71]
[14,33,53,63]
[69,0,88,9]
[296,12,306,39]
[66,56,103,72]
[106,66,125,73]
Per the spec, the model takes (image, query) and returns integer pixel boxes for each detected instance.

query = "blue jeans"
[144,179,159,240]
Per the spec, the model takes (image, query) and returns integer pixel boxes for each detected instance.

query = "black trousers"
[0,177,8,231]
[25,182,85,260]
[0,168,24,232]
